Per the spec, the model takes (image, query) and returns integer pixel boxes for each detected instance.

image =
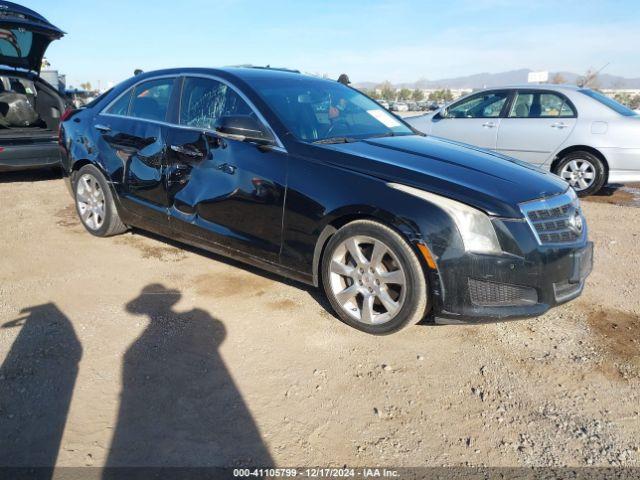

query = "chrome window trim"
[99,73,287,152]
[519,189,587,246]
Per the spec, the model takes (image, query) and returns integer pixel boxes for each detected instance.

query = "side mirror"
[214,115,274,145]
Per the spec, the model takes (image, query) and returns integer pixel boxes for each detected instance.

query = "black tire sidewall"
[321,221,428,335]
[74,164,116,237]
[555,152,606,197]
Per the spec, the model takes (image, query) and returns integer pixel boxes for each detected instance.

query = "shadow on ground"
[0,285,273,473]
[0,303,82,477]
[126,230,438,328]
[104,283,273,470]
[131,228,335,315]
[584,183,640,207]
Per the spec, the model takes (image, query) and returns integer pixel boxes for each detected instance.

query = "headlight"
[388,183,501,254]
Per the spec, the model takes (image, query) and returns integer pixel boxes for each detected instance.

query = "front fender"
[309,204,430,287]
[281,154,465,283]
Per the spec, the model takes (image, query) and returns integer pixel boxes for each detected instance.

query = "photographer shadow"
[105,284,273,470]
[0,303,82,475]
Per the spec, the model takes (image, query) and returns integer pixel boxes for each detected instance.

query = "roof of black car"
[221,66,307,81]
[132,66,330,85]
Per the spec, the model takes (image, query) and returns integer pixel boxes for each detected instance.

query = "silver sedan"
[406,85,640,196]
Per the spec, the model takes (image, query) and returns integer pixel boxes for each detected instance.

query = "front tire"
[321,220,429,335]
[74,164,127,237]
[554,151,606,197]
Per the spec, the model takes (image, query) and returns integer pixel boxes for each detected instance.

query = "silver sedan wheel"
[328,235,406,325]
[559,159,596,191]
[76,173,106,231]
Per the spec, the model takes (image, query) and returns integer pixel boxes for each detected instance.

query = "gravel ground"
[0,170,639,468]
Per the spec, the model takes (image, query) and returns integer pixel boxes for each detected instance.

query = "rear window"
[105,88,132,116]
[129,78,174,122]
[0,28,34,60]
[509,92,576,118]
[580,89,638,117]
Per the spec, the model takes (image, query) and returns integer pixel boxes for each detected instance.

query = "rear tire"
[554,151,606,197]
[321,219,429,335]
[74,164,127,237]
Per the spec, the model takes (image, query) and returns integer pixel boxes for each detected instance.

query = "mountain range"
[354,69,640,90]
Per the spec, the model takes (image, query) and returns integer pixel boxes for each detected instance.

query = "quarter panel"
[94,115,169,224]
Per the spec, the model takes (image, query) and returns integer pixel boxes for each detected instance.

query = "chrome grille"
[520,190,585,246]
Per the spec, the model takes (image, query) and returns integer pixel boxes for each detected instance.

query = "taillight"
[60,108,75,123]
[58,108,76,144]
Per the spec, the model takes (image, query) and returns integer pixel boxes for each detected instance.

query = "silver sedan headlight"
[389,183,501,254]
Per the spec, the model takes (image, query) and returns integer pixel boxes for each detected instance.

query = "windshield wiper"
[367,131,417,139]
[366,132,396,139]
[312,137,359,144]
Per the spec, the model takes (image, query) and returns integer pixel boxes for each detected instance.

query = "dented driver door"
[164,126,287,262]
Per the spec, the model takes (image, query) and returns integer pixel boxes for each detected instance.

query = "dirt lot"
[1,171,639,468]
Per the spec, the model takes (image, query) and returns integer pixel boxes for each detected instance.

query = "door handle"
[551,122,568,129]
[94,124,111,133]
[482,122,496,128]
[170,144,204,159]
[217,163,236,175]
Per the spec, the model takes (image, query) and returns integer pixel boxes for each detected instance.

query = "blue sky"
[22,0,640,89]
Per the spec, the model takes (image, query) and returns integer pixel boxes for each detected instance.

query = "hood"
[0,1,64,73]
[317,135,568,218]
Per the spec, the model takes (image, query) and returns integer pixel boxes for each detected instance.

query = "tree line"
[359,81,454,103]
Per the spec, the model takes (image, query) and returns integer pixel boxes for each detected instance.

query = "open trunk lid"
[0,1,64,73]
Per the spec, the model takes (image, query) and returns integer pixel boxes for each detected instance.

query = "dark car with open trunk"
[0,1,66,172]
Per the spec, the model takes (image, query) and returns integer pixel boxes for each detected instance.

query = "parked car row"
[385,100,439,112]
[66,89,99,109]
[390,101,409,112]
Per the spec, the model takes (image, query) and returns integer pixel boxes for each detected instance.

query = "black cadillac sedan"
[59,67,593,334]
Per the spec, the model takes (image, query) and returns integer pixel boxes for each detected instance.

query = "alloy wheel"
[76,173,106,231]
[328,235,406,325]
[559,159,596,191]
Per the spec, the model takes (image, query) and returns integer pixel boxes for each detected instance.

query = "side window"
[559,102,576,117]
[540,93,576,117]
[446,91,508,118]
[105,88,132,116]
[509,92,577,118]
[509,92,533,118]
[129,78,174,121]
[179,77,254,129]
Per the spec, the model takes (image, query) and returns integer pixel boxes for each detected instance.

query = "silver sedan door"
[497,90,577,165]
[430,90,510,151]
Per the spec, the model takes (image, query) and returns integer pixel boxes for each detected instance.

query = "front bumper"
[431,241,593,323]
